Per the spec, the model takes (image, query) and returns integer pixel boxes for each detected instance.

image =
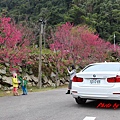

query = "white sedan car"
[71,62,120,104]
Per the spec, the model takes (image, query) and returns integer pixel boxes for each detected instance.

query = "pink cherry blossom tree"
[0,17,34,73]
[49,22,119,70]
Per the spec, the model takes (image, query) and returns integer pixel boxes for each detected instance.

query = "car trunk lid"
[76,72,118,87]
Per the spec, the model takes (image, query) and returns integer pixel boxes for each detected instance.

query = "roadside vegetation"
[0,85,68,97]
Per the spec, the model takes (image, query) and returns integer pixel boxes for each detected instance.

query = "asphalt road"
[0,88,120,120]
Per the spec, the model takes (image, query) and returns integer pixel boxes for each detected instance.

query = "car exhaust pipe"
[78,96,81,99]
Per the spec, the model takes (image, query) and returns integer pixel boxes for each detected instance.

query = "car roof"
[89,62,120,66]
[81,62,120,72]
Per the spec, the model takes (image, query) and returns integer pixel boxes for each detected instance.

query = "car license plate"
[90,79,100,84]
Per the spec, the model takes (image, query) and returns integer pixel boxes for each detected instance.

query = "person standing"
[66,65,76,94]
[18,76,28,95]
[12,72,19,96]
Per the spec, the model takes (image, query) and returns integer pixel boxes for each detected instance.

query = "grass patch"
[0,90,13,97]
[0,85,67,97]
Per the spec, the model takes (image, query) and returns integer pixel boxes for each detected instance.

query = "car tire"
[75,97,87,104]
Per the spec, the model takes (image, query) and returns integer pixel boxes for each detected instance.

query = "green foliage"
[64,4,86,25]
[70,0,120,43]
[0,64,5,72]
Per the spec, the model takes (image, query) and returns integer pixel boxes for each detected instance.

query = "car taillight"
[107,75,120,82]
[72,76,83,82]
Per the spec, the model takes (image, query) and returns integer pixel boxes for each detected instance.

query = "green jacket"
[18,76,28,88]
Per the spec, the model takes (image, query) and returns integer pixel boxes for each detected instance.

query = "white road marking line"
[83,116,96,120]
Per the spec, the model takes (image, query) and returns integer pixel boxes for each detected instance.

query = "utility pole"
[43,20,47,48]
[38,19,44,88]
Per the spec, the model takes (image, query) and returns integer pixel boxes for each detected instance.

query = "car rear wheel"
[75,97,87,104]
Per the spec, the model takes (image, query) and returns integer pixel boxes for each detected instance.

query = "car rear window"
[82,64,120,72]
